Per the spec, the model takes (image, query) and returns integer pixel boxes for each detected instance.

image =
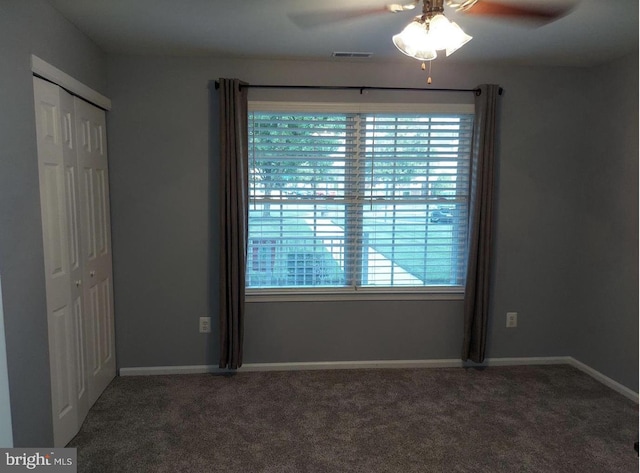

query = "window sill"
[245,288,464,303]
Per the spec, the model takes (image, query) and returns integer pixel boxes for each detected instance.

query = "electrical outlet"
[199,316,211,333]
[506,312,518,328]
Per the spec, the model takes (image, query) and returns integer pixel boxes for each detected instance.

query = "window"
[247,102,473,297]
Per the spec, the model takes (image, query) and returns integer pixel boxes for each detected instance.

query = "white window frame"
[246,101,474,303]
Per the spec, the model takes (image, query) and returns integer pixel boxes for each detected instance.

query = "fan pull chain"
[420,61,433,84]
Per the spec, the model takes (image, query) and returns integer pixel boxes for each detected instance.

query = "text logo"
[0,449,76,472]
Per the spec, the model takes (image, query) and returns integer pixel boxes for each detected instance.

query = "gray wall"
[106,55,638,389]
[570,54,639,390]
[0,0,107,446]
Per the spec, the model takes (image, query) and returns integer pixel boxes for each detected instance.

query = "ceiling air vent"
[331,52,373,58]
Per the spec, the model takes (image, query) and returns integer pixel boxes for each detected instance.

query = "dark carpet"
[68,364,638,472]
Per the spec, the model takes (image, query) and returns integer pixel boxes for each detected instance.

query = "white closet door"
[33,77,80,447]
[74,97,116,405]
[34,76,115,446]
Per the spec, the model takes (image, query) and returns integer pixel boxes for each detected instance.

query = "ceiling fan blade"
[288,7,389,29]
[463,1,571,23]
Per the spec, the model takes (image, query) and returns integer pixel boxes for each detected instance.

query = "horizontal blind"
[359,114,473,287]
[248,112,353,288]
[246,109,473,290]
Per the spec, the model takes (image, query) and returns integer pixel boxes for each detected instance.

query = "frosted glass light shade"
[392,19,437,61]
[444,21,472,56]
[426,14,454,51]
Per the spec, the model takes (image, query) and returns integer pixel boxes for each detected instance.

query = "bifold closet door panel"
[74,97,116,406]
[63,88,90,430]
[33,77,81,447]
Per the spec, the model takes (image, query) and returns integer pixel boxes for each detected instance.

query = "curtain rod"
[213,81,502,96]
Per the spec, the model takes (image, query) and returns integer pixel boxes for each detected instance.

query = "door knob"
[90,271,95,277]
[75,280,82,287]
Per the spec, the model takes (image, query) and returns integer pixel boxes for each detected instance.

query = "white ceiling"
[47,0,638,67]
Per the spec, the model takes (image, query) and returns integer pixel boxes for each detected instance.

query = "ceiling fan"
[289,0,572,83]
[289,0,571,29]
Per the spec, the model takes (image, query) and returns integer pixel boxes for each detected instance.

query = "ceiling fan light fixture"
[392,3,471,61]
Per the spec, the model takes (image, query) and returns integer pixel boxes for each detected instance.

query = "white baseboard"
[566,358,639,403]
[479,356,572,367]
[243,359,466,371]
[118,360,464,376]
[119,365,223,376]
[119,356,638,403]
[239,356,573,371]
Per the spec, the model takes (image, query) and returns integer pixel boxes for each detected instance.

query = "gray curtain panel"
[462,84,501,363]
[218,78,249,369]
